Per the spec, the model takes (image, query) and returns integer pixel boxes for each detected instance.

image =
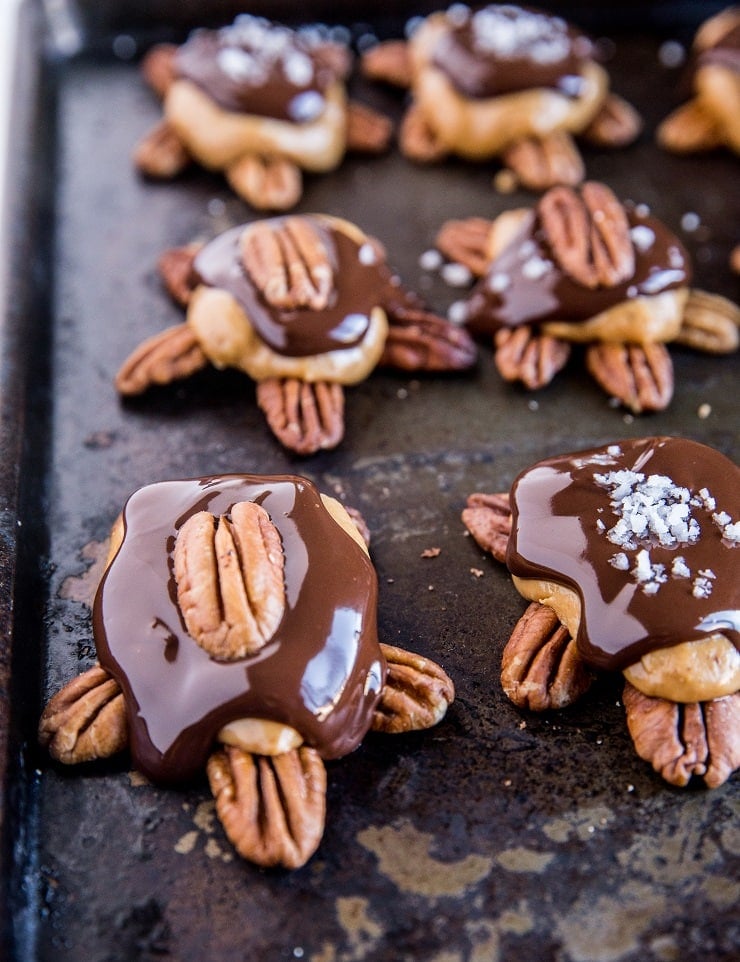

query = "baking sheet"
[1,2,738,959]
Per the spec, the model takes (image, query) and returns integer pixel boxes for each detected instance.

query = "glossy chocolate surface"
[175,16,334,122]
[507,437,740,670]
[93,475,385,782]
[193,218,402,357]
[431,5,593,99]
[463,205,691,337]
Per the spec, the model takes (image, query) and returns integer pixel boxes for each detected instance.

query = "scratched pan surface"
[1,1,738,959]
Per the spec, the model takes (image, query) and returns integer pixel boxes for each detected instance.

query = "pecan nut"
[133,119,191,179]
[226,154,303,212]
[538,182,635,289]
[256,378,345,455]
[582,93,643,148]
[461,492,512,564]
[174,501,286,661]
[399,103,449,163]
[157,242,202,307]
[623,682,740,788]
[731,245,740,275]
[435,218,493,277]
[241,218,334,312]
[494,326,571,389]
[140,43,179,99]
[501,603,593,711]
[657,99,723,153]
[207,745,327,868]
[39,665,128,764]
[346,100,393,154]
[115,323,209,396]
[503,131,585,191]
[586,341,674,412]
[675,288,740,353]
[372,644,455,734]
[380,306,477,371]
[360,40,413,88]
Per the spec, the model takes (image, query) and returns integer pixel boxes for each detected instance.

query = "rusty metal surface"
[1,2,738,959]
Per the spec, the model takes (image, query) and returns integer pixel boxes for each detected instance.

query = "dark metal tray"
[1,2,738,959]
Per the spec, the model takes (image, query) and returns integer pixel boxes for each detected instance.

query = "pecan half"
[133,120,191,179]
[435,218,493,277]
[731,245,740,275]
[360,40,413,88]
[115,323,208,396]
[157,242,202,307]
[582,93,643,148]
[503,131,585,191]
[346,101,393,154]
[39,665,128,764]
[501,603,593,711]
[381,305,477,371]
[174,501,286,661]
[494,326,571,390]
[256,378,345,455]
[399,103,449,163]
[538,182,634,289]
[586,341,674,412]
[623,683,740,788]
[140,43,179,99]
[372,644,455,734]
[207,745,327,868]
[461,492,511,564]
[675,289,740,353]
[226,154,302,211]
[657,99,723,154]
[241,218,334,311]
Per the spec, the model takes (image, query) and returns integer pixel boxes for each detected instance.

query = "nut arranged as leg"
[226,154,303,212]
[256,378,345,455]
[502,131,585,191]
[623,682,740,788]
[133,120,191,179]
[501,603,593,711]
[494,326,571,390]
[399,103,449,163]
[581,93,643,148]
[381,306,477,371]
[207,745,327,869]
[461,492,512,564]
[39,665,128,765]
[675,289,740,353]
[158,243,202,307]
[586,341,674,412]
[360,40,413,88]
[115,323,209,396]
[372,643,455,734]
[435,217,494,277]
[345,101,393,154]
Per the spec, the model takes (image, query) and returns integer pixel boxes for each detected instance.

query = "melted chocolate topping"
[463,205,691,337]
[193,218,402,357]
[431,5,593,99]
[175,16,335,122]
[507,437,740,671]
[93,475,386,783]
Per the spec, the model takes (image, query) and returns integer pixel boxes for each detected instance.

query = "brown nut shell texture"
[174,500,286,661]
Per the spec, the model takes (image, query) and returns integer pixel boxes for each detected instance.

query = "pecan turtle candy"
[462,437,740,788]
[115,214,476,454]
[436,180,740,411]
[361,4,641,190]
[657,7,740,157]
[133,15,393,210]
[39,474,455,869]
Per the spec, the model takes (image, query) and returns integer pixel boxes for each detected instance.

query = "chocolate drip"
[193,219,402,357]
[464,206,691,337]
[432,5,593,99]
[175,19,334,122]
[507,438,740,671]
[93,476,386,783]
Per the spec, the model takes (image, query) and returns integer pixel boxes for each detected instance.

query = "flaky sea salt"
[441,262,474,287]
